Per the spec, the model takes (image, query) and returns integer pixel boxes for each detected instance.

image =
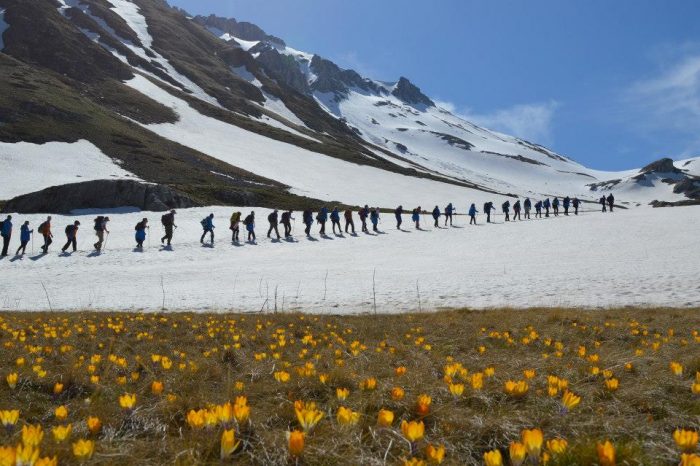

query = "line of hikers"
[0,193,616,257]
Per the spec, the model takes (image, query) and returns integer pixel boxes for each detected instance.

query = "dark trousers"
[486,212,491,223]
[504,212,510,221]
[564,206,569,215]
[433,217,439,227]
[396,216,402,229]
[62,237,77,252]
[608,202,614,212]
[445,213,453,226]
[319,221,326,235]
[525,209,531,219]
[248,229,256,242]
[1,235,9,256]
[513,211,521,220]
[345,220,355,234]
[332,220,341,234]
[361,219,368,233]
[305,222,312,236]
[267,223,280,239]
[574,206,579,215]
[283,223,292,237]
[200,228,214,243]
[470,215,476,225]
[161,226,173,245]
[231,227,239,242]
[545,208,550,217]
[16,241,28,255]
[553,206,559,216]
[42,235,52,253]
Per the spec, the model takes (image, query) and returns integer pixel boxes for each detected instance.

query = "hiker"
[344,209,355,235]
[135,218,148,249]
[267,210,281,240]
[359,205,369,233]
[563,196,571,216]
[483,202,493,223]
[501,201,510,222]
[330,207,341,235]
[200,213,214,244]
[281,210,294,238]
[552,197,560,216]
[395,205,404,230]
[243,212,256,242]
[61,221,80,253]
[93,215,110,251]
[445,203,454,226]
[0,215,12,257]
[161,210,177,246]
[524,198,532,219]
[230,211,241,242]
[432,206,441,227]
[600,196,607,213]
[370,207,380,233]
[412,207,421,230]
[534,201,543,218]
[573,197,580,215]
[303,209,314,237]
[607,193,615,212]
[543,198,551,217]
[15,221,32,256]
[317,206,329,235]
[513,200,522,221]
[38,216,53,254]
[468,203,478,225]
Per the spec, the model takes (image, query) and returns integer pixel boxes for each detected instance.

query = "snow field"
[1,205,698,312]
[0,140,139,199]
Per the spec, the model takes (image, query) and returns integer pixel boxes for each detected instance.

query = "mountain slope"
[0,0,698,211]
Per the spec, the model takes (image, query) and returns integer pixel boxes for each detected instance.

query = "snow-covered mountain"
[0,0,698,211]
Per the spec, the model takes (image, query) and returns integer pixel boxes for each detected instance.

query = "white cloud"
[436,100,560,145]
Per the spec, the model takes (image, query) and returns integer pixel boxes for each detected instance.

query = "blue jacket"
[201,217,214,230]
[20,225,32,243]
[445,204,454,214]
[543,199,551,208]
[432,208,440,219]
[317,208,328,223]
[469,206,478,216]
[0,219,11,237]
[412,212,419,222]
[135,229,146,241]
[330,209,340,222]
[370,211,379,224]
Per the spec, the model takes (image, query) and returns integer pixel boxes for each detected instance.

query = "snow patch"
[230,66,261,87]
[0,140,140,199]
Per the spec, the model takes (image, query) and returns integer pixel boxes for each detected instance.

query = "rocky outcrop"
[192,14,285,46]
[672,178,700,199]
[640,158,681,174]
[2,180,200,214]
[254,45,311,95]
[391,77,434,107]
[309,55,383,96]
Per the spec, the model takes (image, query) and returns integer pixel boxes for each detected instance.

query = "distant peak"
[391,77,434,108]
[640,157,680,174]
[192,14,285,46]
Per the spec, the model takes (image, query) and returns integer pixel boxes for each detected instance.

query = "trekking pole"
[31,234,34,255]
[104,232,109,252]
[148,226,151,249]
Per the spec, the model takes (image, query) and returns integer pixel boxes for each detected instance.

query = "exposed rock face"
[2,180,200,214]
[309,55,383,96]
[192,14,286,46]
[672,178,700,199]
[640,158,680,174]
[254,46,311,95]
[391,77,434,107]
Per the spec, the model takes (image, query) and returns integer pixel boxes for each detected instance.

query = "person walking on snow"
[359,205,369,233]
[303,209,314,237]
[501,200,510,222]
[243,212,256,242]
[483,202,493,223]
[513,200,522,221]
[573,197,580,215]
[267,210,281,240]
[563,196,571,216]
[412,207,421,230]
[543,198,551,217]
[0,215,13,257]
[38,216,53,254]
[395,205,404,230]
[534,200,543,218]
[468,204,478,225]
[15,221,32,256]
[135,218,148,249]
[317,206,329,235]
[230,211,241,242]
[344,209,355,235]
[370,207,380,233]
[200,213,215,244]
[552,197,560,216]
[444,203,454,226]
[281,210,294,238]
[161,210,177,246]
[599,196,607,212]
[432,206,441,227]
[524,198,532,219]
[607,193,615,212]
[61,221,80,253]
[93,216,110,251]
[330,207,341,234]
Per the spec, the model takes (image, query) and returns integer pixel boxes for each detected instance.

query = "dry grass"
[0,308,699,465]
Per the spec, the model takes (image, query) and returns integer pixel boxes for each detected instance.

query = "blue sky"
[170,0,700,170]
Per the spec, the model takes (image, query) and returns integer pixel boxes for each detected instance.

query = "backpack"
[94,216,104,231]
[200,218,208,228]
[268,213,276,223]
[38,222,47,235]
[161,214,172,227]
[65,225,73,236]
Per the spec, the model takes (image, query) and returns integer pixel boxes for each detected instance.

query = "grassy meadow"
[0,308,699,465]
